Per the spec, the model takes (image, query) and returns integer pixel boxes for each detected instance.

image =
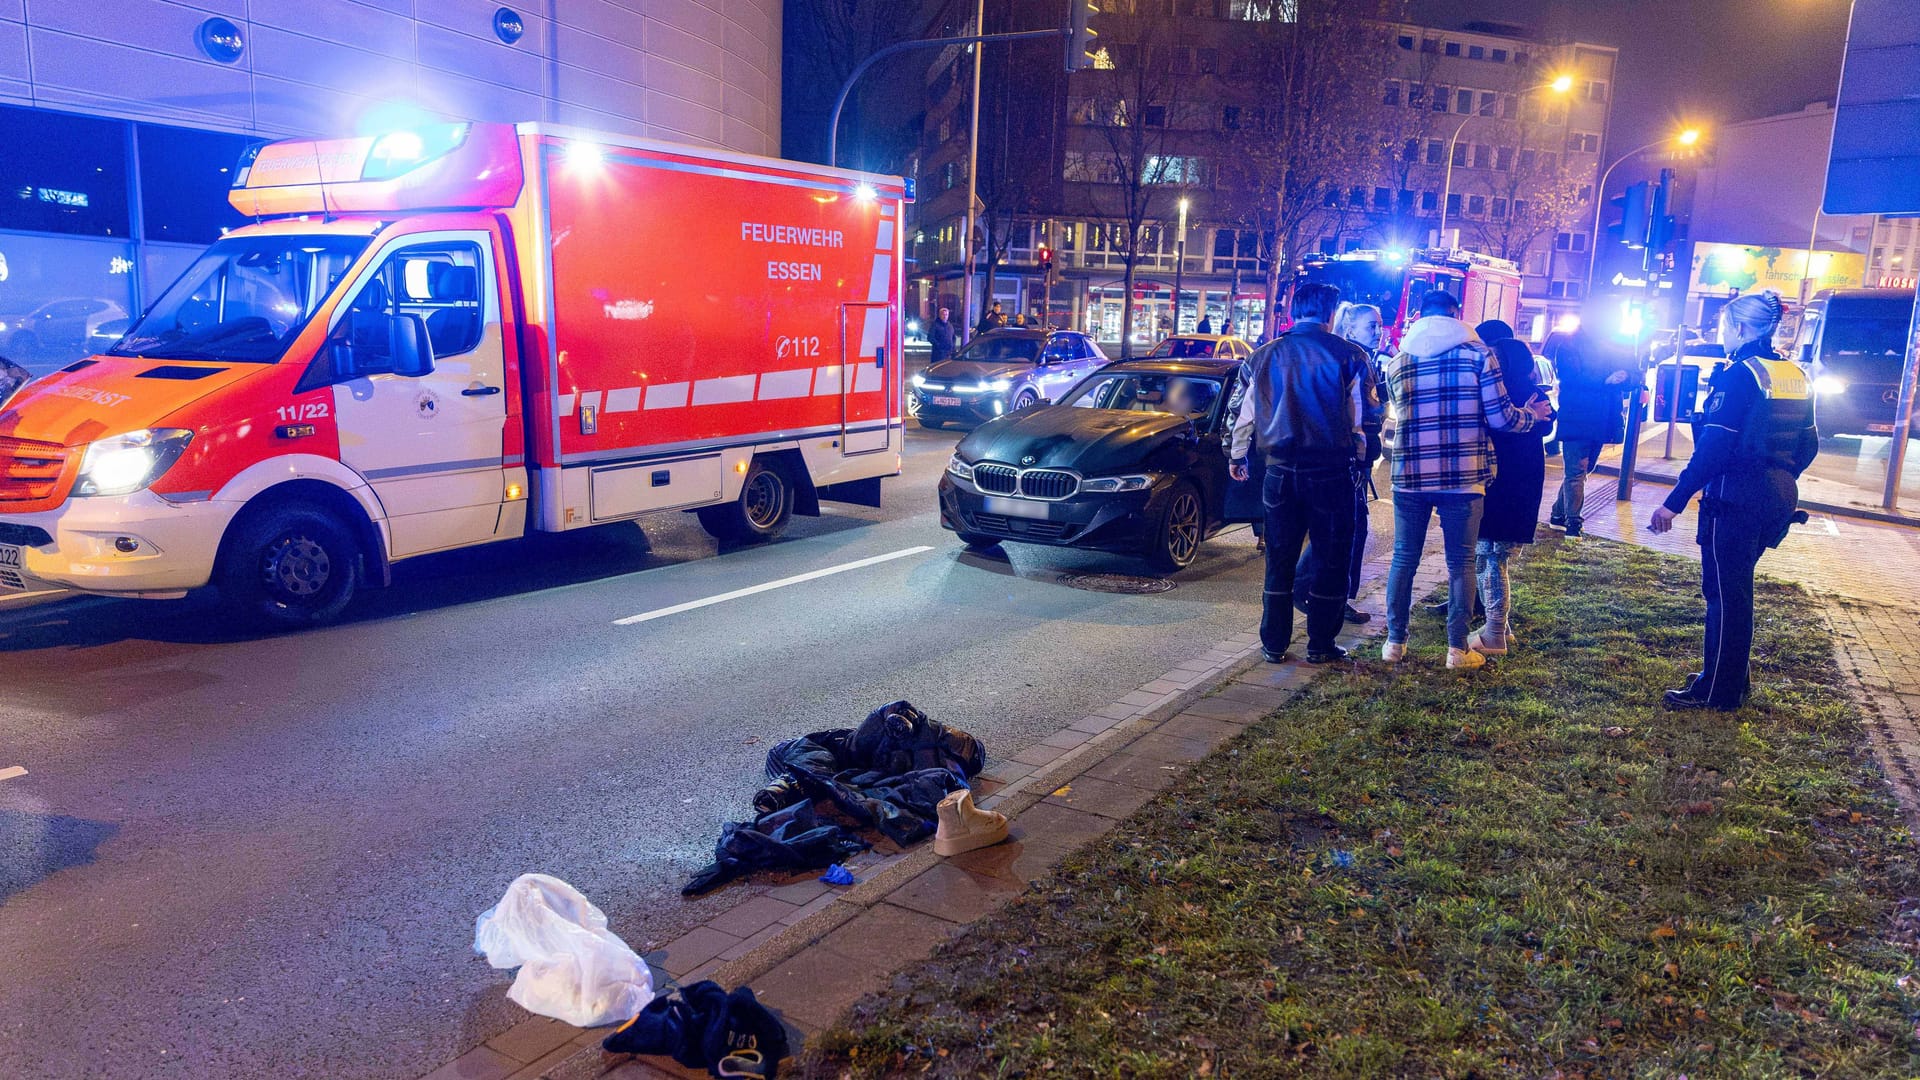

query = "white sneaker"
[1447,647,1486,670]
[1382,641,1407,662]
[1467,631,1507,656]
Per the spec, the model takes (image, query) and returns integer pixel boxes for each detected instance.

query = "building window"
[0,104,132,237]
[1373,186,1391,210]
[1468,44,1485,60]
[1467,195,1487,217]
[1456,88,1473,114]
[1554,231,1589,252]
[1403,138,1420,161]
[1143,155,1202,183]
[1426,139,1445,165]
[1230,0,1282,19]
[1383,80,1401,106]
[1496,146,1514,170]
[1407,84,1427,109]
[1446,193,1462,216]
[1421,37,1439,53]
[1444,41,1460,57]
[1143,104,1168,127]
[1320,236,1339,254]
[1420,190,1438,212]
[1578,184,1593,202]
[1514,50,1530,67]
[1500,93,1518,119]
[1479,91,1497,116]
[1548,280,1584,299]
[1222,105,1241,129]
[1539,152,1557,172]
[1348,185,1366,208]
[1432,85,1450,112]
[942,161,957,190]
[1513,198,1528,220]
[1198,48,1217,73]
[1570,132,1601,154]
[1472,145,1490,169]
[1451,143,1467,167]
[1398,189,1415,212]
[1518,148,1537,172]
[137,122,253,245]
[1491,48,1508,63]
[1491,197,1508,219]
[1398,34,1414,50]
[1586,80,1609,102]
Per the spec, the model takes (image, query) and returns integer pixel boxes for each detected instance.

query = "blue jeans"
[1553,440,1603,527]
[1386,491,1484,650]
[1475,539,1519,648]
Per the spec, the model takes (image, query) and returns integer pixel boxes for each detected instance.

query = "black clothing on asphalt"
[1662,338,1818,709]
[1476,326,1550,545]
[762,701,983,843]
[928,317,955,364]
[1261,464,1357,658]
[681,801,870,896]
[604,980,790,1078]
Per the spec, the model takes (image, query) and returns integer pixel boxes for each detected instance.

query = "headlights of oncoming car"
[945,455,975,482]
[73,428,195,498]
[1813,375,1848,396]
[951,378,1013,394]
[1079,473,1157,493]
[911,373,928,388]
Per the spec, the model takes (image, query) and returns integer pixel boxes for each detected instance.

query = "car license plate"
[984,496,1049,519]
[1869,422,1895,434]
[931,395,962,407]
[0,544,23,590]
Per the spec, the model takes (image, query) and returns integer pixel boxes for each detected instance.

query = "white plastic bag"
[473,873,654,1027]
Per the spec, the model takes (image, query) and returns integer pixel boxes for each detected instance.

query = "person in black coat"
[1547,319,1635,536]
[1469,320,1550,655]
[928,306,956,365]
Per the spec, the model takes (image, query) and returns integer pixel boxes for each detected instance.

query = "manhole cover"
[1058,572,1176,595]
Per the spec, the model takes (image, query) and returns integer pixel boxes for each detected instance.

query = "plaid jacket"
[1384,316,1535,493]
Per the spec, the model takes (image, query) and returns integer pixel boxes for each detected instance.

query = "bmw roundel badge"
[1020,454,1037,466]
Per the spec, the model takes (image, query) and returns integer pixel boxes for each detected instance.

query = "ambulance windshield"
[111,235,371,363]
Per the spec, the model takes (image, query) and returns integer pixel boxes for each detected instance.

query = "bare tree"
[1214,0,1402,341]
[1464,83,1590,268]
[1079,32,1186,357]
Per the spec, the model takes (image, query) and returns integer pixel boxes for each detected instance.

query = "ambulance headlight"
[74,429,195,498]
[1814,375,1848,396]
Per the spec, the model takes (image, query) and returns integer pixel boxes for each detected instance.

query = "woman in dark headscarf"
[1469,320,1551,655]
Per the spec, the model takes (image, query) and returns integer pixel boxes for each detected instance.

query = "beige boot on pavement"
[934,789,1009,856]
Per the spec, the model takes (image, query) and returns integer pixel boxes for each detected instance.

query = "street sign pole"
[1617,269,1656,500]
[1883,287,1920,508]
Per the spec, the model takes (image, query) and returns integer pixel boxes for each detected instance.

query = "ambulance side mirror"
[388,313,434,378]
[329,310,435,381]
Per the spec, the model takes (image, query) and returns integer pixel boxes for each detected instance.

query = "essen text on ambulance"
[0,122,910,626]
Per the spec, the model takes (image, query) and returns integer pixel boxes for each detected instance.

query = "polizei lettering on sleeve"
[740,222,845,248]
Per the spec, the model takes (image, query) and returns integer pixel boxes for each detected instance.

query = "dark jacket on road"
[1663,338,1818,544]
[1551,332,1634,446]
[928,317,955,364]
[1478,328,1550,544]
[1228,325,1377,470]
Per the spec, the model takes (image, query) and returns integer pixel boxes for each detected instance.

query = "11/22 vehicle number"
[275,402,330,423]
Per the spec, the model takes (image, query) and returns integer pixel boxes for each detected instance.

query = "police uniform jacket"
[1661,338,1818,545]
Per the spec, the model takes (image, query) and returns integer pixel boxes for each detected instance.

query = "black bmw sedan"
[937,358,1258,571]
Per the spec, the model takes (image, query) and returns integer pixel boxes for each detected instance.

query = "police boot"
[934,789,1009,856]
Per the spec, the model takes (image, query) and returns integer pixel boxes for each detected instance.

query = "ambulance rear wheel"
[698,460,792,543]
[219,503,362,628]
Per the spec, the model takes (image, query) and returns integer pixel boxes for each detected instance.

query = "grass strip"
[801,537,1920,1078]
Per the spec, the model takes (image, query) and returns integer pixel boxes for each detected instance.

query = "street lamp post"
[1174,196,1189,335]
[1437,75,1572,248]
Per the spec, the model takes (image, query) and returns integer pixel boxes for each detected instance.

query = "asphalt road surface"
[0,424,1397,1080]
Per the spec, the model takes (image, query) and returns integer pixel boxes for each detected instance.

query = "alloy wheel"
[1166,492,1201,565]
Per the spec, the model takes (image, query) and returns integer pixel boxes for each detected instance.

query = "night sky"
[1409,0,1855,154]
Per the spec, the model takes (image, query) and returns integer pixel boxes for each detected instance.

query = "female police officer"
[1648,291,1818,711]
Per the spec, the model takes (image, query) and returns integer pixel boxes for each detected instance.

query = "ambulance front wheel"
[218,502,362,628]
[698,460,793,543]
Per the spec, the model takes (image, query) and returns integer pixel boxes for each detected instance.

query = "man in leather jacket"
[1230,283,1379,664]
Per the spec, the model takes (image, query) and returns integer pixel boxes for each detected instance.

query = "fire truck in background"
[1296,249,1523,349]
[0,122,909,625]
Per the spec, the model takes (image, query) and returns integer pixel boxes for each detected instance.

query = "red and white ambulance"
[0,122,908,624]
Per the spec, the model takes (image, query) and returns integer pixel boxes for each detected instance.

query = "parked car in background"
[938,358,1256,571]
[911,327,1108,428]
[1144,333,1253,362]
[0,297,128,366]
[1796,287,1916,439]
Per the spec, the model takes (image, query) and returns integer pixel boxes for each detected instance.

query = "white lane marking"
[1820,516,1840,536]
[613,546,934,626]
[0,766,26,782]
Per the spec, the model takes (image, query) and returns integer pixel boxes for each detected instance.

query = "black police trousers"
[1694,510,1768,708]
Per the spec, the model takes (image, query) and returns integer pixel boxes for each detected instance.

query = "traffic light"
[1066,1,1098,72]
[1644,168,1676,263]
[1610,180,1651,249]
[1038,244,1054,273]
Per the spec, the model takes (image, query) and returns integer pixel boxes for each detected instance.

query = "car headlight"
[1814,375,1848,396]
[945,455,974,482]
[1079,473,1157,493]
[953,378,1013,394]
[73,428,194,497]
[911,373,928,388]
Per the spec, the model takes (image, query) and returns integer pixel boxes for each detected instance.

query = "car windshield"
[1821,298,1912,357]
[953,334,1042,363]
[111,235,371,363]
[1148,337,1219,358]
[1063,372,1224,421]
